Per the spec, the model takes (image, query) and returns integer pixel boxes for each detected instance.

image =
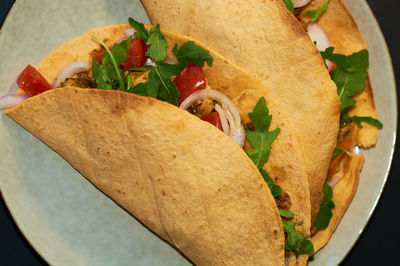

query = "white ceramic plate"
[0,0,396,265]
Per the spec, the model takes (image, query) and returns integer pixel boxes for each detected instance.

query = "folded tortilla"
[299,0,374,251]
[311,124,364,252]
[300,0,378,148]
[3,24,319,265]
[141,0,341,234]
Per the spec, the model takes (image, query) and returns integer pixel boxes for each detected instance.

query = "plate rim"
[0,0,397,265]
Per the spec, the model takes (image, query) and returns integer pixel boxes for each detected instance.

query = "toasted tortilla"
[142,0,341,234]
[6,87,285,265]
[298,0,376,250]
[5,23,317,265]
[312,153,364,252]
[300,0,378,148]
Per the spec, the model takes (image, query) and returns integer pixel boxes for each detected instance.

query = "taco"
[141,0,341,245]
[293,0,381,252]
[1,20,320,265]
[140,0,382,262]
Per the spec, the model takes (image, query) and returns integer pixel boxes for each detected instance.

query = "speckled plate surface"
[0,0,396,265]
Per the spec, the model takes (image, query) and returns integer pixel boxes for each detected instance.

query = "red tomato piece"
[93,38,147,70]
[93,50,105,65]
[17,65,51,97]
[174,63,206,105]
[200,112,223,131]
[329,63,337,75]
[119,38,147,70]
[328,139,352,177]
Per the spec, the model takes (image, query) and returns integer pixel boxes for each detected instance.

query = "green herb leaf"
[331,145,352,160]
[282,220,314,257]
[91,35,132,91]
[129,66,153,72]
[245,97,280,169]
[248,97,272,132]
[172,42,213,66]
[246,129,280,169]
[142,63,180,105]
[282,0,294,14]
[146,25,168,62]
[341,115,383,129]
[314,183,335,229]
[279,209,294,218]
[92,58,112,90]
[260,169,282,198]
[321,47,369,114]
[129,83,148,96]
[128,17,149,41]
[302,0,331,26]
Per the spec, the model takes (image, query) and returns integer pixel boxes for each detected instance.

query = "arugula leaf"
[279,209,294,218]
[140,63,181,105]
[146,25,168,62]
[128,83,148,96]
[248,97,272,131]
[282,219,314,257]
[92,58,112,90]
[245,97,280,169]
[321,47,383,129]
[321,47,369,114]
[172,42,213,66]
[129,17,150,41]
[314,183,335,229]
[129,66,153,72]
[331,145,352,160]
[341,115,383,129]
[282,0,294,14]
[91,35,132,91]
[260,169,282,198]
[302,0,331,26]
[246,129,280,169]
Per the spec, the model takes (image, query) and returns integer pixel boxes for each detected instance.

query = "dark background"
[0,0,398,265]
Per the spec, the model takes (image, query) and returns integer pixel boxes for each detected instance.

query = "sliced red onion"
[306,22,334,72]
[221,103,246,148]
[307,22,331,51]
[115,28,137,44]
[51,61,91,89]
[125,28,136,37]
[0,94,28,110]
[214,104,230,135]
[293,0,311,8]
[179,89,245,147]
[8,81,19,94]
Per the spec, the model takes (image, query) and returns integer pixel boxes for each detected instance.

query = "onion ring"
[214,104,230,135]
[179,89,245,147]
[292,0,311,8]
[307,22,334,71]
[51,61,91,89]
[0,94,28,110]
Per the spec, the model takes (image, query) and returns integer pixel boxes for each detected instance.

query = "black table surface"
[0,1,399,265]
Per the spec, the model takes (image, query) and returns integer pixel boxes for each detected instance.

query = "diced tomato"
[329,63,337,75]
[17,65,51,97]
[328,139,352,177]
[93,50,105,65]
[119,38,147,70]
[174,63,206,105]
[93,38,147,70]
[200,112,223,131]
